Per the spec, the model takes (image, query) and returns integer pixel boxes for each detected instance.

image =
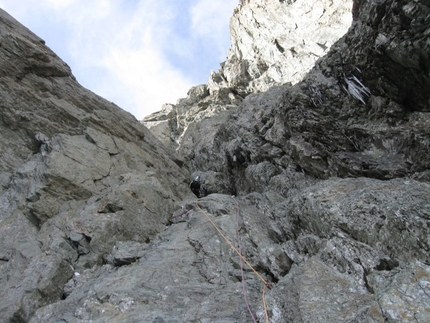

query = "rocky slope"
[1,0,430,322]
[0,8,192,322]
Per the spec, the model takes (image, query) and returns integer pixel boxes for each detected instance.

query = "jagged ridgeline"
[1,0,430,322]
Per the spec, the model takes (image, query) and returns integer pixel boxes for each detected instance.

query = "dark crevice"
[274,39,285,53]
[356,258,374,294]
[98,202,124,213]
[265,270,279,284]
[0,258,9,264]
[256,264,279,284]
[111,257,142,267]
[375,258,399,271]
[24,210,42,229]
[10,310,27,323]
[362,268,374,294]
[65,233,91,260]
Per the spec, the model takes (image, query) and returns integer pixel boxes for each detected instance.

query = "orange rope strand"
[234,197,258,323]
[195,200,270,323]
[263,284,269,323]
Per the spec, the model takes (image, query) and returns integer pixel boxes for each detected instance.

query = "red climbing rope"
[169,208,193,221]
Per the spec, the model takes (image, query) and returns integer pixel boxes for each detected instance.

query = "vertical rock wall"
[213,0,353,95]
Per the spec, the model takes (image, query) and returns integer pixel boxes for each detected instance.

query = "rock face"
[143,0,353,150]
[1,0,430,322]
[0,9,191,322]
[220,0,353,95]
[179,0,430,196]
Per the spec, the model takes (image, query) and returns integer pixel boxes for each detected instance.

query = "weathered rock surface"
[0,8,191,322]
[146,0,429,321]
[30,180,430,322]
[221,0,353,95]
[1,0,430,322]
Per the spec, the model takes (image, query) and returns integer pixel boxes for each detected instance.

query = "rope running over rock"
[195,199,271,323]
[233,196,258,323]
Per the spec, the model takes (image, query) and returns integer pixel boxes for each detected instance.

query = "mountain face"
[1,0,430,322]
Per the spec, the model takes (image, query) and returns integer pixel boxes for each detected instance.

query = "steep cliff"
[1,0,430,322]
[218,0,352,94]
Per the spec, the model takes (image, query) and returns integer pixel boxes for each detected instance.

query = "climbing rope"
[233,197,258,323]
[169,208,192,221]
[195,199,271,323]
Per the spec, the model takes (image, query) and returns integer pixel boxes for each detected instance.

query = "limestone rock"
[181,0,430,196]
[105,241,149,266]
[143,84,238,151]
[142,0,429,321]
[30,180,430,322]
[221,0,353,95]
[284,178,430,263]
[376,261,430,322]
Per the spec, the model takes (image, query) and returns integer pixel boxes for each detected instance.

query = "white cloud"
[45,0,76,10]
[59,0,193,118]
[0,0,235,119]
[190,0,237,60]
[104,47,192,115]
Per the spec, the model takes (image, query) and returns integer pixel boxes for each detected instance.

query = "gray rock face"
[0,8,191,322]
[143,84,238,151]
[147,0,428,321]
[30,181,430,322]
[182,0,430,195]
[1,0,430,322]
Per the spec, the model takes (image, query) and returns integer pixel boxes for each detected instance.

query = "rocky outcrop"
[0,9,191,322]
[1,0,430,322]
[29,179,430,322]
[143,0,353,150]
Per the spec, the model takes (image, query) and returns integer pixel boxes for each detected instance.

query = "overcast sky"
[0,0,238,120]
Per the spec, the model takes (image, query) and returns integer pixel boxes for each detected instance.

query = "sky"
[0,0,238,120]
